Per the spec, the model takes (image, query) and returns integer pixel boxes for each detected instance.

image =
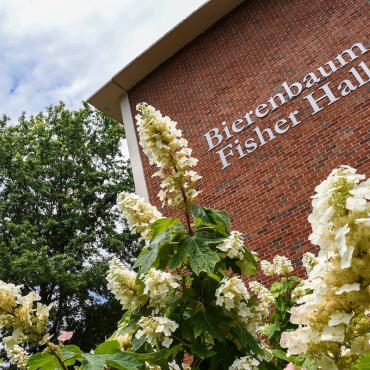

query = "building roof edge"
[87,0,245,123]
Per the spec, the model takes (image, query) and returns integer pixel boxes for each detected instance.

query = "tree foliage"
[0,103,139,349]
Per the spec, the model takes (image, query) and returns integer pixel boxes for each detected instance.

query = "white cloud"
[0,0,206,121]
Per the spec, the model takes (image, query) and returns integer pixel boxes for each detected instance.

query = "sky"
[0,0,206,121]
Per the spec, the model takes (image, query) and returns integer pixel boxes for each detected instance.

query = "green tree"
[0,103,139,350]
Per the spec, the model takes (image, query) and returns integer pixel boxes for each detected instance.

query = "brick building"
[88,0,369,278]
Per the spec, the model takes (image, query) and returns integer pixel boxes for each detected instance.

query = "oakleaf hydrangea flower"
[327,311,353,326]
[346,179,370,212]
[216,231,245,259]
[117,191,162,243]
[355,213,370,225]
[248,281,275,316]
[143,268,180,312]
[106,258,143,310]
[229,355,260,370]
[6,345,29,370]
[302,252,317,274]
[280,327,320,356]
[281,166,370,368]
[260,255,293,276]
[215,277,251,319]
[0,281,22,312]
[136,103,201,209]
[116,332,132,350]
[0,280,53,368]
[273,255,293,275]
[308,165,365,254]
[290,285,307,300]
[335,223,354,269]
[135,316,179,348]
[320,325,345,342]
[335,282,361,295]
[260,260,276,276]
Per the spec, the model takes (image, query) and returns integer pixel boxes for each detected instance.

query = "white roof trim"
[87,0,245,123]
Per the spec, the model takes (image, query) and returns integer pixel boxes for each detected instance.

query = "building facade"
[89,0,369,280]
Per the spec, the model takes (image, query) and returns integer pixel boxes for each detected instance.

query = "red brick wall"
[128,0,370,281]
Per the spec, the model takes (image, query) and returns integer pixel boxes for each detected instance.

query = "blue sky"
[0,0,206,121]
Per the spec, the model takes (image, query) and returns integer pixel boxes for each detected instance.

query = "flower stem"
[179,186,193,235]
[47,343,68,370]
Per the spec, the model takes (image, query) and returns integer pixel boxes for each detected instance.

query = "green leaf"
[132,332,147,351]
[183,235,220,275]
[270,281,284,294]
[190,343,217,359]
[351,353,370,370]
[106,354,143,370]
[271,349,288,361]
[81,354,108,370]
[133,246,158,275]
[208,342,239,369]
[61,345,83,365]
[150,218,181,240]
[207,272,221,282]
[301,356,318,370]
[259,362,282,370]
[237,249,257,276]
[261,323,280,339]
[168,228,225,270]
[134,221,182,274]
[192,204,210,223]
[192,204,230,234]
[95,340,120,354]
[232,325,262,355]
[28,353,61,370]
[168,241,189,270]
[62,345,83,356]
[129,345,181,368]
[192,310,225,341]
[193,228,227,244]
[82,353,142,370]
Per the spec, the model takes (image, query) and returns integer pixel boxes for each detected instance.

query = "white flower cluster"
[136,103,201,209]
[0,281,52,368]
[0,281,21,312]
[301,252,317,274]
[248,281,275,316]
[260,255,293,276]
[135,316,179,348]
[346,178,370,212]
[215,277,251,319]
[274,255,294,275]
[6,345,29,370]
[260,260,276,276]
[106,258,143,310]
[143,268,180,312]
[117,191,162,243]
[116,332,132,350]
[290,284,307,300]
[280,326,320,357]
[229,355,260,370]
[308,166,367,256]
[281,166,370,368]
[216,231,245,259]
